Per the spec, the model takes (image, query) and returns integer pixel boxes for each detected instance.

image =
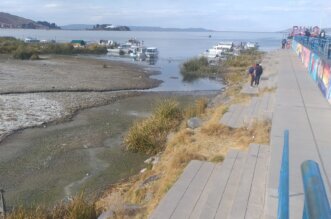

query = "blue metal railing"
[301,160,331,219]
[278,130,289,219]
[277,130,331,218]
[294,35,331,59]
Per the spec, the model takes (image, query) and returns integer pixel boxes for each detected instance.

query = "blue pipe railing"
[277,129,331,218]
[278,129,289,219]
[301,160,331,219]
[294,35,331,59]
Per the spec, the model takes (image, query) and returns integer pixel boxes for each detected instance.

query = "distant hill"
[61,24,213,32]
[129,26,214,32]
[0,12,60,29]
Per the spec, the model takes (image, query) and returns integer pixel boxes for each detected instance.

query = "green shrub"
[12,46,38,60]
[0,37,107,59]
[180,57,218,81]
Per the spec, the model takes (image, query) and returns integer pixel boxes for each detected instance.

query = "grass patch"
[210,155,225,163]
[124,99,182,155]
[0,37,107,60]
[7,193,97,219]
[183,98,208,119]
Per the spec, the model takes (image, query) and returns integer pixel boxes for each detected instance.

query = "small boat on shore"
[145,47,159,58]
[201,42,234,59]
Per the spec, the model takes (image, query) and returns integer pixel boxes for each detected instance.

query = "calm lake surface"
[0,30,283,91]
[0,30,283,207]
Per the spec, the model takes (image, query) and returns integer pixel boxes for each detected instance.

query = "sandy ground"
[0,55,160,142]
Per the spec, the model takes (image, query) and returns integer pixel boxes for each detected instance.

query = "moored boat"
[145,47,158,58]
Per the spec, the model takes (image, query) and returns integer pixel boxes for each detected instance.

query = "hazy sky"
[1,0,330,31]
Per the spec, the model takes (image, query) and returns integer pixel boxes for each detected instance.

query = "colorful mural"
[292,40,331,103]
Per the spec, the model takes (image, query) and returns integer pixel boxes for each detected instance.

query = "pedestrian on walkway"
[248,65,255,87]
[254,63,263,86]
[281,39,287,49]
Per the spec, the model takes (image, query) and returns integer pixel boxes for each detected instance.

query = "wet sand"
[0,55,162,206]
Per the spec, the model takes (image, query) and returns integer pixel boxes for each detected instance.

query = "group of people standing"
[248,63,263,87]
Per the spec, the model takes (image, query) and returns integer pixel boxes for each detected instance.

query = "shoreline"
[0,91,217,208]
[0,54,163,144]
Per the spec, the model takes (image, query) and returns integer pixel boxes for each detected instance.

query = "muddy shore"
[0,54,218,207]
[0,55,161,93]
[0,55,161,142]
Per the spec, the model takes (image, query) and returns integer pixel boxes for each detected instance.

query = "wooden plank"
[214,151,247,219]
[150,160,203,219]
[228,105,245,128]
[170,162,215,219]
[196,150,240,219]
[220,105,238,125]
[228,144,259,219]
[246,145,270,219]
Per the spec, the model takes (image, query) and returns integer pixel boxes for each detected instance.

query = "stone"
[141,175,161,187]
[187,117,202,129]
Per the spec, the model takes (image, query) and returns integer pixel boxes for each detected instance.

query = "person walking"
[248,65,255,87]
[254,63,263,86]
[282,39,287,49]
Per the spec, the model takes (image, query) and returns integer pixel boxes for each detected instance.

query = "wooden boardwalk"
[151,49,331,219]
[150,144,270,219]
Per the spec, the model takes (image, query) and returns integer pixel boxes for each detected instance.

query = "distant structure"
[71,40,86,48]
[92,24,130,31]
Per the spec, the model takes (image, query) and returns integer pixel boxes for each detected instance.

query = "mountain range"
[0,12,213,32]
[0,12,60,29]
[61,24,214,32]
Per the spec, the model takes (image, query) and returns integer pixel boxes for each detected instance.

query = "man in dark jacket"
[254,63,263,86]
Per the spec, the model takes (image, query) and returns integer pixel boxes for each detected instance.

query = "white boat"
[24,37,40,43]
[201,41,234,58]
[215,41,234,51]
[145,47,158,58]
[244,42,259,49]
[107,48,121,53]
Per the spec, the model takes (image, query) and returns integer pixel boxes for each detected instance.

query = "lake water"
[0,30,283,91]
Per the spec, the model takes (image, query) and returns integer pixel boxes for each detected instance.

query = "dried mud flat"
[0,55,160,93]
[0,55,160,142]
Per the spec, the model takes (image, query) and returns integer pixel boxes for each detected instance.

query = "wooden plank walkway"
[151,49,331,219]
[150,144,270,219]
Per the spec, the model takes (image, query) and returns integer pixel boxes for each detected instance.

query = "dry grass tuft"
[183,98,208,119]
[7,193,97,219]
[124,99,182,155]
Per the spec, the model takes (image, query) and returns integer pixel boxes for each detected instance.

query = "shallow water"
[0,92,214,207]
[0,30,282,91]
